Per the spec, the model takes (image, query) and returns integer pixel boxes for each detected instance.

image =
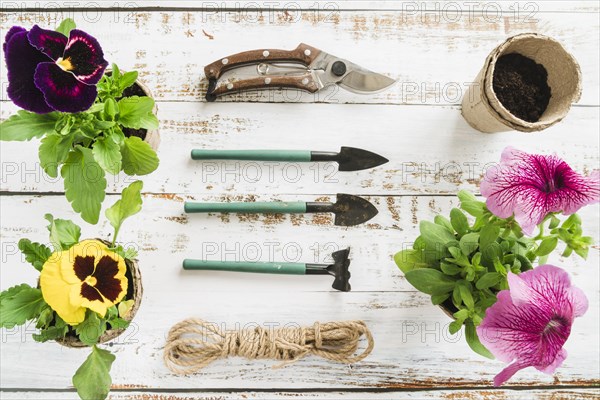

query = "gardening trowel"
[184,194,378,226]
[183,248,351,292]
[190,146,389,172]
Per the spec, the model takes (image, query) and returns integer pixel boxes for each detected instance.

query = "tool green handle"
[191,149,311,162]
[183,259,307,274]
[184,201,307,214]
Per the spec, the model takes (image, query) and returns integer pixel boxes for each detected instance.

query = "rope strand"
[163,319,374,375]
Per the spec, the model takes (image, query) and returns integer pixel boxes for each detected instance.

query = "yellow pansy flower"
[40,240,128,325]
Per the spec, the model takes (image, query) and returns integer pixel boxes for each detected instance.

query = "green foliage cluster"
[0,181,143,400]
[0,62,158,224]
[395,190,590,358]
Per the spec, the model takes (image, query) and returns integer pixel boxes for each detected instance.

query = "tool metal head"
[313,52,397,94]
[337,146,389,171]
[327,248,351,292]
[332,194,378,226]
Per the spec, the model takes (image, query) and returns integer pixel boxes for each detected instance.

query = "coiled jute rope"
[163,318,374,374]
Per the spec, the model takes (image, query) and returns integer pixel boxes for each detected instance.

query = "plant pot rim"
[53,238,143,348]
[481,32,582,132]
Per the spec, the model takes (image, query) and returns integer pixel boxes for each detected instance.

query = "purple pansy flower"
[3,25,108,113]
[477,265,588,386]
[481,147,599,235]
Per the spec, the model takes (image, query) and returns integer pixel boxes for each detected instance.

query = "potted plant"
[0,181,145,400]
[461,33,582,133]
[0,19,159,224]
[395,147,598,385]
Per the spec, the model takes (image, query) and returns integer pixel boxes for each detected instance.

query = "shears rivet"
[302,78,309,85]
[227,83,234,90]
[304,49,311,56]
[222,58,229,65]
[265,78,271,84]
[263,50,270,57]
[332,61,347,77]
[257,63,269,75]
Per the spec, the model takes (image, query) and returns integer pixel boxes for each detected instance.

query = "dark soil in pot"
[493,53,552,123]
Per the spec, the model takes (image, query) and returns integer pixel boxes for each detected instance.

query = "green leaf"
[103,98,119,119]
[431,294,450,305]
[440,262,462,275]
[55,18,76,36]
[36,306,54,329]
[107,317,130,330]
[448,319,463,335]
[117,96,158,129]
[73,346,115,400]
[480,224,500,251]
[450,208,469,236]
[394,249,429,273]
[61,146,107,224]
[536,237,558,257]
[465,321,494,359]
[0,284,32,301]
[458,284,475,309]
[33,314,68,342]
[18,239,52,271]
[0,110,60,141]
[419,220,456,260]
[548,214,561,229]
[475,272,502,290]
[39,133,74,178]
[45,214,81,250]
[121,136,159,175]
[75,311,107,346]
[459,233,480,256]
[93,136,122,174]
[0,286,45,328]
[119,71,139,91]
[405,269,457,295]
[458,191,485,217]
[434,215,454,233]
[105,180,144,244]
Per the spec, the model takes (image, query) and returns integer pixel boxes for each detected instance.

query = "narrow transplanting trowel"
[183,248,352,292]
[184,194,378,226]
[191,146,389,172]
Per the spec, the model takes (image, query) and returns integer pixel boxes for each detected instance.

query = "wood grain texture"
[0,1,599,397]
[0,9,598,105]
[1,102,598,195]
[2,389,600,400]
[0,196,598,389]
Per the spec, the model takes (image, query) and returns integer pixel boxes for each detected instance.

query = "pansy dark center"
[56,57,73,71]
[73,255,123,303]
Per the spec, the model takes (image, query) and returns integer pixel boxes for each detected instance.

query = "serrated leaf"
[465,321,494,359]
[119,71,139,91]
[118,96,157,129]
[450,208,469,236]
[75,311,107,346]
[55,18,76,36]
[536,237,558,257]
[107,317,130,330]
[39,134,74,178]
[0,110,60,141]
[45,214,81,250]
[105,180,143,243]
[0,286,45,328]
[0,284,33,301]
[18,239,52,271]
[93,136,122,174]
[475,272,502,290]
[33,314,68,342]
[121,136,159,175]
[405,269,457,295]
[73,346,115,400]
[36,306,54,329]
[61,146,107,224]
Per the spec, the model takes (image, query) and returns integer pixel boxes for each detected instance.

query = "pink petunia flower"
[477,265,588,386]
[481,147,599,235]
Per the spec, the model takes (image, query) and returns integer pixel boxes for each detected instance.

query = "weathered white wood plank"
[0,10,598,105]
[1,195,598,389]
[4,1,600,13]
[2,388,600,400]
[1,103,599,195]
